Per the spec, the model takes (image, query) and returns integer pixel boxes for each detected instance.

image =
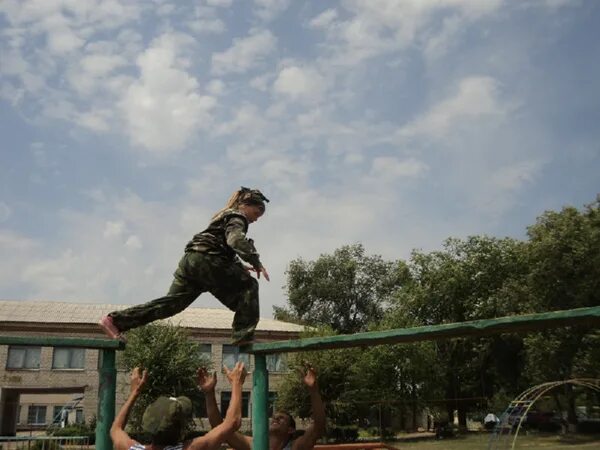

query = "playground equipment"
[488,378,600,450]
[0,335,124,450]
[1,305,598,450]
[243,306,600,450]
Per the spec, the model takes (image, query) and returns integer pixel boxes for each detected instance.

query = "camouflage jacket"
[185,209,262,270]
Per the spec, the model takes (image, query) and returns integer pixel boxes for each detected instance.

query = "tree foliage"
[275,198,600,432]
[275,244,408,333]
[119,323,211,433]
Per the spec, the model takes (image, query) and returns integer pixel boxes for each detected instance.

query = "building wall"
[0,326,294,434]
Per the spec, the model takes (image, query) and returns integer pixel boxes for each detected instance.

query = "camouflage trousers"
[109,251,259,342]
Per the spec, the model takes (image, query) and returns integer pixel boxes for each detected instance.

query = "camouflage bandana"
[239,186,270,209]
[141,396,192,444]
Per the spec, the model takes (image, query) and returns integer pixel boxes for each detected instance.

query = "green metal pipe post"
[97,348,117,450]
[252,354,269,450]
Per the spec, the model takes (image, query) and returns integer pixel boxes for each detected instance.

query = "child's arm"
[293,367,326,450]
[197,367,252,450]
[110,368,148,450]
[188,363,250,450]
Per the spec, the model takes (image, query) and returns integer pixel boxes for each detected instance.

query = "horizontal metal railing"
[0,435,90,450]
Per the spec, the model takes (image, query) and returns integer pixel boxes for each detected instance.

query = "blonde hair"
[211,188,267,219]
[211,190,244,219]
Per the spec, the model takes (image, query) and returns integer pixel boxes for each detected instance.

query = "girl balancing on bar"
[99,187,270,345]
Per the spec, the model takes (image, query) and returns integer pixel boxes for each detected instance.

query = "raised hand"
[223,361,247,386]
[130,367,148,394]
[302,365,318,390]
[197,367,217,393]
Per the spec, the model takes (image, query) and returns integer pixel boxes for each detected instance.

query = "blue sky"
[1,0,599,317]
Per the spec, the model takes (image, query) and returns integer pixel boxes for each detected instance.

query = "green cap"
[142,396,192,444]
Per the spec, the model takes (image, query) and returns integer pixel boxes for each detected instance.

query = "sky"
[1,0,599,319]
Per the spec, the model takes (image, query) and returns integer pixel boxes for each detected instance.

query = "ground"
[385,433,600,449]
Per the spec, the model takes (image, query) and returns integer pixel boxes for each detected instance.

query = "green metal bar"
[252,354,269,450]
[245,306,600,354]
[0,335,124,349]
[96,348,117,450]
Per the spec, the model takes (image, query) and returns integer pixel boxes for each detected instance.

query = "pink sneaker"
[98,315,126,342]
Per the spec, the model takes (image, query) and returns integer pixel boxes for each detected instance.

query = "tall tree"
[522,199,600,425]
[394,236,529,428]
[275,244,408,334]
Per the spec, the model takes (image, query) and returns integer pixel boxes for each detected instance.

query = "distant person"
[483,413,500,430]
[110,362,247,450]
[198,365,326,450]
[99,187,270,345]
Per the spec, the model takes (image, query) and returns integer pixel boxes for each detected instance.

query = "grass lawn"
[386,433,600,449]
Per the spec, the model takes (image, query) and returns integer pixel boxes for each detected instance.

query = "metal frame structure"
[0,336,124,450]
[1,305,599,450]
[487,378,600,450]
[243,306,600,450]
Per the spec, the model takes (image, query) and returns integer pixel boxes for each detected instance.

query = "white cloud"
[253,0,290,21]
[315,0,503,66]
[77,109,111,132]
[371,157,428,179]
[273,65,327,103]
[188,18,226,34]
[104,221,126,239]
[22,249,81,296]
[206,79,226,96]
[309,9,338,29]
[125,235,143,250]
[211,29,277,75]
[250,73,274,91]
[422,14,463,62]
[206,0,232,6]
[0,229,36,250]
[490,160,542,192]
[216,103,271,138]
[398,76,507,139]
[0,203,11,222]
[121,33,216,153]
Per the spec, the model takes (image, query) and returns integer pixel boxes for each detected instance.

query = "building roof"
[0,300,304,333]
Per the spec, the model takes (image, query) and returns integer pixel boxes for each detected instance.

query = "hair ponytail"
[211,189,243,219]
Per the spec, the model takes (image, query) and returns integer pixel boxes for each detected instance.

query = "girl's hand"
[257,266,270,281]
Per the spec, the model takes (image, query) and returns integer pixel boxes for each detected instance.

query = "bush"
[46,422,96,445]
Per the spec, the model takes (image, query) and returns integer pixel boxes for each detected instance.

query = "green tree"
[119,323,211,434]
[522,199,600,425]
[276,327,359,421]
[394,236,529,428]
[275,244,408,333]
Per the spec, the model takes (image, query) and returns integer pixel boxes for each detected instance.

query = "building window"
[198,344,212,365]
[52,406,66,425]
[222,345,250,370]
[75,409,84,424]
[6,346,41,369]
[16,405,21,424]
[266,354,288,372]
[52,348,85,369]
[27,405,47,425]
[268,392,278,416]
[220,392,250,418]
